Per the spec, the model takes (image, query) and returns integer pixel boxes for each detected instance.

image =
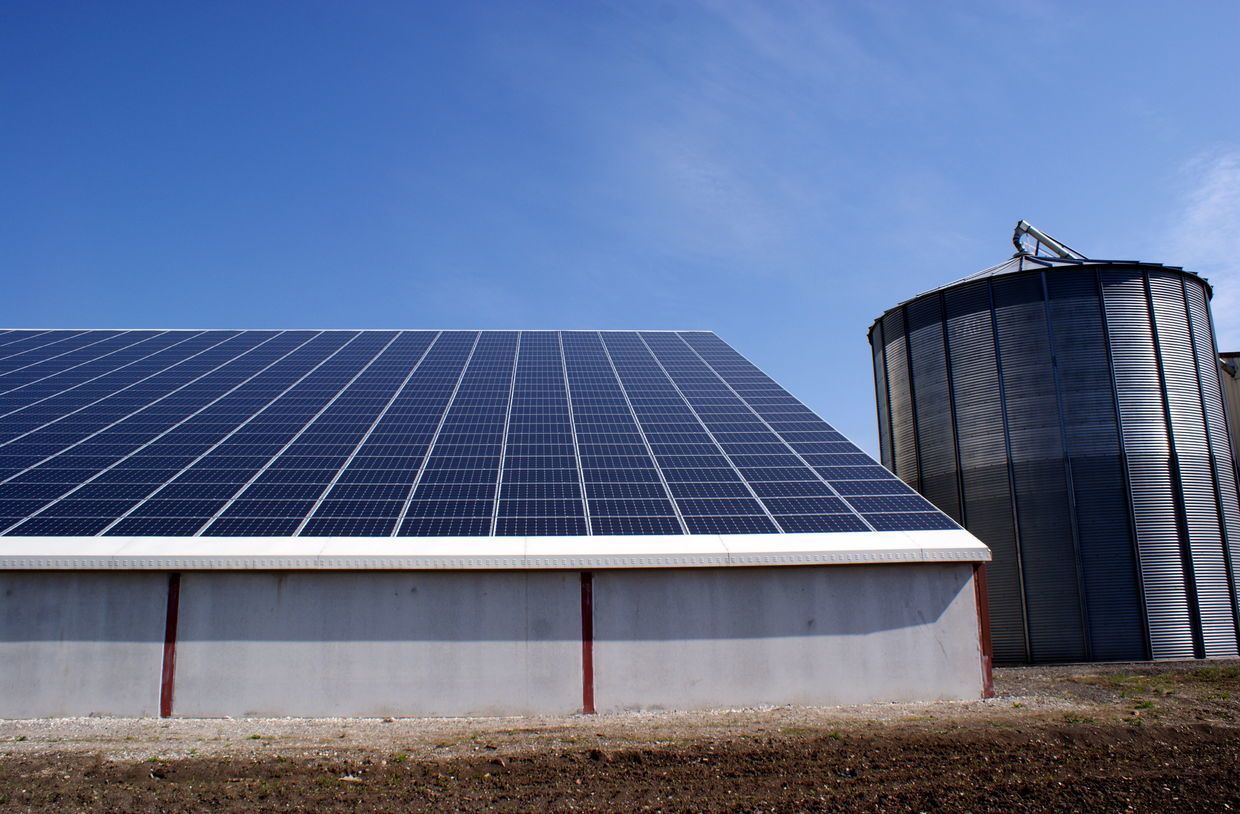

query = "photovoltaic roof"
[0,329,968,556]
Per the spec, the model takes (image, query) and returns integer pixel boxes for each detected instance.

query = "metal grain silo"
[870,223,1240,664]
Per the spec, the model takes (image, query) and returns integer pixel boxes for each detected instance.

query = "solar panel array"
[0,329,956,537]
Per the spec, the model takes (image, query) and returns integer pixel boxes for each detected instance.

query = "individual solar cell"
[5,517,113,535]
[775,514,869,533]
[664,482,753,498]
[813,466,891,481]
[219,499,315,518]
[592,516,683,535]
[831,479,917,496]
[37,499,140,517]
[677,498,768,516]
[128,499,228,517]
[864,512,958,531]
[414,484,497,500]
[0,500,51,516]
[501,483,581,500]
[583,482,665,499]
[241,483,334,500]
[302,517,397,537]
[403,500,491,518]
[325,484,411,501]
[398,517,491,536]
[0,483,77,500]
[683,515,779,534]
[588,499,677,516]
[315,499,405,518]
[747,481,836,498]
[846,494,937,513]
[106,517,210,536]
[497,499,585,517]
[495,516,588,536]
[202,517,303,536]
[762,497,850,514]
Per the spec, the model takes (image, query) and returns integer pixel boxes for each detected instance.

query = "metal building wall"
[872,264,1240,663]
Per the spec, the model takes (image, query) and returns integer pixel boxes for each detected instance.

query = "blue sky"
[4,1,1239,454]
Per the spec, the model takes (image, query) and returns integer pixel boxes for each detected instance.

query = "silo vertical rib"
[1094,269,1154,660]
[1145,273,1212,657]
[882,309,919,490]
[871,322,894,471]
[940,293,969,527]
[907,297,963,522]
[1175,280,1235,650]
[1184,279,1240,637]
[943,282,1028,664]
[991,274,1086,662]
[1047,271,1146,661]
[1101,270,1196,659]
[1039,271,1092,661]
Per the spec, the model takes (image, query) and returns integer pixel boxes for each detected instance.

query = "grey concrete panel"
[173,572,582,717]
[0,572,167,717]
[592,564,982,711]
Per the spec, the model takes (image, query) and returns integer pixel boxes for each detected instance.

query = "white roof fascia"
[0,529,989,570]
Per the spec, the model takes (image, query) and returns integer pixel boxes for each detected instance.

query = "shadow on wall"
[0,565,971,644]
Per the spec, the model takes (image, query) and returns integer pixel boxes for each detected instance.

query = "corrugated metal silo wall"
[872,265,1240,663]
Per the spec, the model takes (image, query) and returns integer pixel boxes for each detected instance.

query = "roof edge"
[0,529,990,570]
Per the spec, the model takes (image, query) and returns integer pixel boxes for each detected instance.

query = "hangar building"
[0,328,989,717]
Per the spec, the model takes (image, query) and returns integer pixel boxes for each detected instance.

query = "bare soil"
[4,661,1240,812]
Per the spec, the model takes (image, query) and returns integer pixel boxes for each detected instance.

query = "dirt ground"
[3,661,1240,812]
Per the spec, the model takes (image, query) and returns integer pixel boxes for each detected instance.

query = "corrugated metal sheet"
[992,275,1086,662]
[906,297,962,521]
[1151,273,1238,656]
[882,310,919,491]
[1186,281,1240,629]
[943,282,1027,663]
[1099,271,1196,659]
[1046,272,1146,660]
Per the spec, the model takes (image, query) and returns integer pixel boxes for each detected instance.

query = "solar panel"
[0,330,959,537]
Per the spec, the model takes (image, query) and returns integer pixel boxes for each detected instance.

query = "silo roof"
[871,254,1208,337]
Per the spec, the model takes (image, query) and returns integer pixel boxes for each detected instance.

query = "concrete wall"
[592,563,982,711]
[0,572,167,717]
[173,572,582,718]
[0,564,983,718]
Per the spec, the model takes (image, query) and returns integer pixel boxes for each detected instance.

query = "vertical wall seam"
[987,279,1033,663]
[580,571,595,715]
[1095,269,1154,660]
[1145,272,1206,658]
[1039,271,1093,660]
[159,572,181,719]
[973,563,995,698]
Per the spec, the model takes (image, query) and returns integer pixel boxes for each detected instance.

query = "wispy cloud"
[1165,149,1240,349]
